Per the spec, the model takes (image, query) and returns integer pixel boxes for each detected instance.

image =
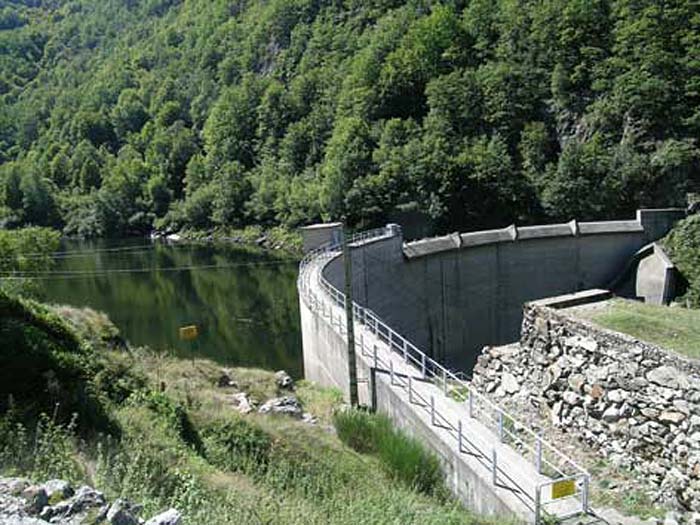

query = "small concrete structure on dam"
[297,208,685,523]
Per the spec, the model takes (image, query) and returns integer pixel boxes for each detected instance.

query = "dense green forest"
[0,0,698,237]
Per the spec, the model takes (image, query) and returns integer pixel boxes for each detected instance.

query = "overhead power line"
[0,259,298,280]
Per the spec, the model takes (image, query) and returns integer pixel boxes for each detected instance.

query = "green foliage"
[127,390,203,454]
[0,412,83,484]
[202,418,272,472]
[334,409,445,497]
[1,0,699,237]
[665,215,700,307]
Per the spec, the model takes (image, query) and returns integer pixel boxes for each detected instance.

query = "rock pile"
[472,303,700,512]
[0,477,181,525]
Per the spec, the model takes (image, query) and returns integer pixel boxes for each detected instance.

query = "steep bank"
[0,293,496,524]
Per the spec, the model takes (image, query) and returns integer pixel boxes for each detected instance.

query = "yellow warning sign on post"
[179,325,199,341]
[551,479,576,500]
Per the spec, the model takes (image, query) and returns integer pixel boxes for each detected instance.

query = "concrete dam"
[320,208,684,372]
[297,208,684,523]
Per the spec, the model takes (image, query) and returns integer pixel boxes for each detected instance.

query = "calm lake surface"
[40,239,303,377]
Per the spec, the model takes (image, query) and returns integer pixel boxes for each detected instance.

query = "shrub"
[201,418,271,472]
[664,215,700,308]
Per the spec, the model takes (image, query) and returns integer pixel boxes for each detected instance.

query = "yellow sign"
[551,479,576,500]
[179,325,199,341]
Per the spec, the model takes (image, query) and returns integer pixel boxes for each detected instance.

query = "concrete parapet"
[517,223,574,240]
[458,225,515,249]
[578,220,642,235]
[402,232,460,258]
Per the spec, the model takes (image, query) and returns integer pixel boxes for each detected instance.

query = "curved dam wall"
[322,209,684,372]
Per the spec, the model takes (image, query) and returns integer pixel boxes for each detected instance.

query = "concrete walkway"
[305,253,587,523]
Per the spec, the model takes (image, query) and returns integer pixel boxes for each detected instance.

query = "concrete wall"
[299,293,527,520]
[323,210,684,372]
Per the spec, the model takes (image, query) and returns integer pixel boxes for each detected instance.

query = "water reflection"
[41,239,303,377]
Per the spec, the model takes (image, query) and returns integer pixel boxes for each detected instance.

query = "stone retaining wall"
[473,301,700,511]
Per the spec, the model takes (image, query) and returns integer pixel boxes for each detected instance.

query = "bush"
[333,409,444,496]
[202,418,271,472]
[664,215,700,308]
[0,411,83,483]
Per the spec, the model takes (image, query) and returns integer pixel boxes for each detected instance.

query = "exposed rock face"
[0,477,179,525]
[472,303,700,513]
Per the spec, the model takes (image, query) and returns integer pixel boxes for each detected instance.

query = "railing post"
[408,376,413,404]
[421,353,426,379]
[430,396,435,426]
[359,332,365,356]
[534,484,541,525]
[498,411,504,442]
[442,368,447,394]
[390,360,395,386]
[468,389,474,419]
[492,449,498,485]
[535,435,542,474]
[373,345,378,370]
[582,475,590,512]
[457,420,463,453]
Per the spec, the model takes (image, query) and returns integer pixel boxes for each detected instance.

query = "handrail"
[297,225,590,523]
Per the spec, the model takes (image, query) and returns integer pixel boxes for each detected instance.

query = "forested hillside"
[0,0,698,237]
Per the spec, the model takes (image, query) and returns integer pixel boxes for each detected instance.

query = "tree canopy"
[0,0,698,236]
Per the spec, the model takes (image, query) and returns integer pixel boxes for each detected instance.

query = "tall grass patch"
[333,409,445,497]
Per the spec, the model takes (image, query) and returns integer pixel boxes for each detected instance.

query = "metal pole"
[468,389,474,418]
[534,484,541,525]
[342,225,359,407]
[390,360,395,385]
[492,449,498,485]
[373,345,378,370]
[535,436,542,474]
[403,340,408,362]
[498,411,504,442]
[408,376,413,403]
[458,420,463,453]
[359,332,365,356]
[430,396,435,426]
[442,368,447,394]
[421,353,426,378]
[582,475,590,512]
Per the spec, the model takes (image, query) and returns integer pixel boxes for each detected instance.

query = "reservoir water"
[40,239,303,377]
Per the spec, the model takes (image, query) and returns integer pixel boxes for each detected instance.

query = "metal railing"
[297,225,591,523]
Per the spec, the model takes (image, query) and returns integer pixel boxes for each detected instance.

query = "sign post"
[179,324,199,365]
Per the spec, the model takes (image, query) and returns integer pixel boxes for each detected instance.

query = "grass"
[333,409,446,497]
[580,299,700,358]
[0,296,500,524]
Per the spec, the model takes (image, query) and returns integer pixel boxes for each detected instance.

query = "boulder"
[647,366,689,390]
[41,479,74,501]
[500,372,519,395]
[258,396,303,418]
[19,486,47,515]
[41,485,105,520]
[602,406,621,423]
[275,370,294,390]
[107,498,139,525]
[228,392,254,414]
[145,508,182,525]
[217,371,236,388]
[659,411,686,425]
